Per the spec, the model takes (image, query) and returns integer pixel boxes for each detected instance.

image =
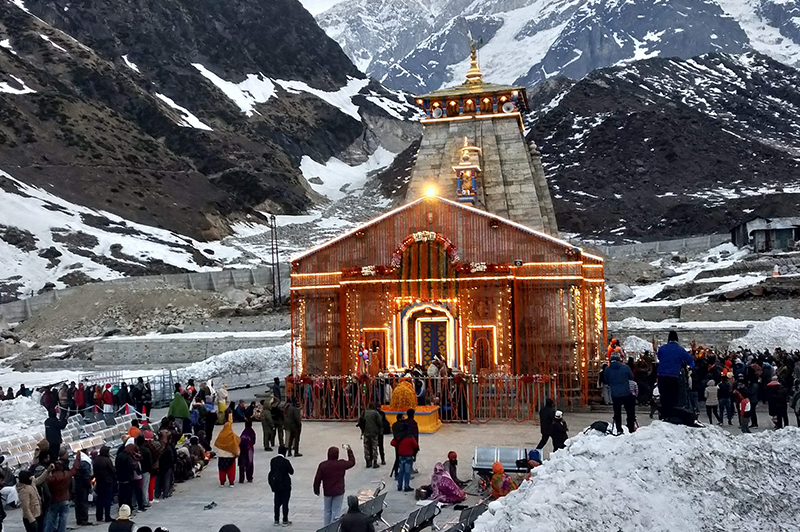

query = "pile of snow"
[176,342,290,385]
[729,316,800,353]
[622,335,653,355]
[0,395,47,435]
[618,317,649,329]
[475,422,800,532]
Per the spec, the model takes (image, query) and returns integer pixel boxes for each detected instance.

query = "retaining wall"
[607,306,681,322]
[609,298,800,324]
[614,327,751,349]
[91,333,290,365]
[183,314,290,333]
[587,234,731,258]
[0,265,284,324]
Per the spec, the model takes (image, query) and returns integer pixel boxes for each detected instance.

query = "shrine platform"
[382,405,442,433]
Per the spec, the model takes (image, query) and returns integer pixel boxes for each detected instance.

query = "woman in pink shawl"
[238,420,256,483]
[430,462,466,503]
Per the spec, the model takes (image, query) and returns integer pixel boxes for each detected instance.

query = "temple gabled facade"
[290,196,606,404]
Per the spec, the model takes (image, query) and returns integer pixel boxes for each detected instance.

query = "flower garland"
[391,232,459,267]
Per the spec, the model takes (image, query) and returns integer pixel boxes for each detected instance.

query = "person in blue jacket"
[604,350,636,434]
[657,331,695,419]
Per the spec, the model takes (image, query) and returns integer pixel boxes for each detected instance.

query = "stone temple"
[405,45,558,235]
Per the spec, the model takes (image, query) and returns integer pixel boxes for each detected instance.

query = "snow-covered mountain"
[527,51,800,242]
[307,0,800,92]
[0,0,419,300]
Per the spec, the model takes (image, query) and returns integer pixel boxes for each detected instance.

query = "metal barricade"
[289,374,557,423]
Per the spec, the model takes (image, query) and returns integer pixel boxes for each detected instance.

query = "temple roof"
[415,80,526,100]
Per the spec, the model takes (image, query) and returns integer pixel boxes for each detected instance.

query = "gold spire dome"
[464,42,483,85]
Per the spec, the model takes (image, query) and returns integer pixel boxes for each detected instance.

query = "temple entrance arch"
[399,303,457,369]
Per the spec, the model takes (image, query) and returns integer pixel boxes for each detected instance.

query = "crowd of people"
[598,332,800,433]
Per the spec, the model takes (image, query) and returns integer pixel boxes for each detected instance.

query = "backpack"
[585,420,611,435]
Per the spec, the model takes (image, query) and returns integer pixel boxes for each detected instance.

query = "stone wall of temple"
[405,114,558,235]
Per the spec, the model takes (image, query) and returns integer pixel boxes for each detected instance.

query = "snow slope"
[475,422,800,532]
[300,146,397,201]
[0,170,245,298]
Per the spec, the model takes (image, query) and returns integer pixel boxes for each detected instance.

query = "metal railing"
[286,375,557,423]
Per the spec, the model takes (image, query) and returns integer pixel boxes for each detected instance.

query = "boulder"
[661,268,678,278]
[609,284,635,302]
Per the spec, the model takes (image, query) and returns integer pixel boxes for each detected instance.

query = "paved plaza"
[1,387,765,532]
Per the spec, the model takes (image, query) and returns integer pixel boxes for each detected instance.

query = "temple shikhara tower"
[290,45,606,414]
[406,45,558,235]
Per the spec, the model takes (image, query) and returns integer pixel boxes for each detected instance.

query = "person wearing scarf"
[214,415,240,487]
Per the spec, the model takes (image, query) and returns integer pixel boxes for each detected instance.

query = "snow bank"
[729,316,800,352]
[622,335,653,355]
[176,342,290,385]
[475,422,800,532]
[0,395,47,435]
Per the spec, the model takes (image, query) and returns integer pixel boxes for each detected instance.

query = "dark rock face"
[517,0,749,86]
[527,52,800,242]
[0,0,371,240]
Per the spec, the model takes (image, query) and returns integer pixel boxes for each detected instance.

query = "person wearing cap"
[656,331,694,419]
[551,411,569,451]
[604,350,637,434]
[339,495,374,532]
[443,451,466,487]
[108,504,134,532]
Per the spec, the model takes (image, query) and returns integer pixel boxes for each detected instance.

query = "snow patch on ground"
[155,93,213,131]
[0,368,163,390]
[176,342,291,384]
[0,170,244,296]
[729,316,800,352]
[0,395,47,436]
[0,75,36,94]
[1,38,18,55]
[121,55,140,73]
[39,34,67,53]
[474,422,800,532]
[608,243,751,307]
[300,146,396,201]
[275,77,368,120]
[192,64,276,117]
[612,317,759,330]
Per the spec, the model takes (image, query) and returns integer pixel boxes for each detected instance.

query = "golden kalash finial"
[464,41,483,85]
